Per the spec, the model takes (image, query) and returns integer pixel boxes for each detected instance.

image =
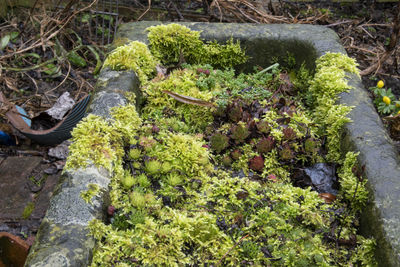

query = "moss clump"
[142,68,215,132]
[81,184,101,204]
[103,41,158,84]
[65,114,122,171]
[128,148,141,160]
[338,152,369,210]
[209,132,229,153]
[307,52,358,162]
[144,159,162,175]
[22,202,35,219]
[201,38,247,69]
[147,23,247,68]
[147,23,203,66]
[65,104,141,172]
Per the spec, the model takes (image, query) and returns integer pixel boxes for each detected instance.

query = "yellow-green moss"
[84,48,375,266]
[22,202,35,219]
[338,152,369,210]
[103,41,158,84]
[147,23,203,66]
[309,52,358,162]
[81,183,101,204]
[142,68,215,132]
[147,24,247,68]
[65,104,141,172]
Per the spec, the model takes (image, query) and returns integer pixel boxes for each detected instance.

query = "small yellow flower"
[377,80,384,88]
[398,110,400,115]
[396,103,400,108]
[383,96,391,105]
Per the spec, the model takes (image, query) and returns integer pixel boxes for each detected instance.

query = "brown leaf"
[318,193,337,204]
[162,90,216,107]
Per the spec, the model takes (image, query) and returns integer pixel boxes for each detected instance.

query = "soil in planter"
[66,24,376,266]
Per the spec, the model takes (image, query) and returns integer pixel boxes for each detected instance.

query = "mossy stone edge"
[24,69,141,266]
[25,22,400,266]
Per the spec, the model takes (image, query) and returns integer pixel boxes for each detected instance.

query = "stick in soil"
[216,233,249,266]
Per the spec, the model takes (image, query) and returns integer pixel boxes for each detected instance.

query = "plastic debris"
[0,130,15,145]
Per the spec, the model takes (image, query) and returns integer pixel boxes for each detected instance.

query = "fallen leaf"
[162,90,216,107]
[318,192,337,204]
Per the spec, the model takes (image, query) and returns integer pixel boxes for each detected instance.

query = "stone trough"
[24,22,400,266]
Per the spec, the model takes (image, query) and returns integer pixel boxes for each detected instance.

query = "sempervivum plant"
[209,132,230,153]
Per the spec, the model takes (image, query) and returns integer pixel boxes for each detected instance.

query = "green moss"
[147,24,247,68]
[65,114,122,171]
[65,104,141,171]
[142,68,215,132]
[338,152,369,210]
[103,40,158,84]
[308,52,359,162]
[147,23,203,66]
[200,38,247,69]
[84,46,374,266]
[81,184,101,204]
[22,202,35,219]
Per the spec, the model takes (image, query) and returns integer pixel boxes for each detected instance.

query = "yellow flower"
[377,80,384,88]
[396,102,400,108]
[383,96,391,105]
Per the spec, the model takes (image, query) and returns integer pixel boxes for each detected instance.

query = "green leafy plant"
[369,80,400,115]
[64,25,376,266]
[103,41,158,84]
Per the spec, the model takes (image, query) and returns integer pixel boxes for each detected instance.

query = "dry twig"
[360,1,400,76]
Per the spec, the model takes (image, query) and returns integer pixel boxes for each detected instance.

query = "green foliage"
[307,52,358,162]
[338,152,369,211]
[103,41,158,84]
[370,85,400,115]
[65,104,141,171]
[84,45,375,266]
[142,68,215,132]
[200,38,247,69]
[65,114,123,171]
[350,237,377,266]
[194,64,278,108]
[147,23,203,66]
[81,183,101,204]
[210,132,229,153]
[147,24,247,68]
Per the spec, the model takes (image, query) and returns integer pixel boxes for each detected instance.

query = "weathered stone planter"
[25,22,400,266]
